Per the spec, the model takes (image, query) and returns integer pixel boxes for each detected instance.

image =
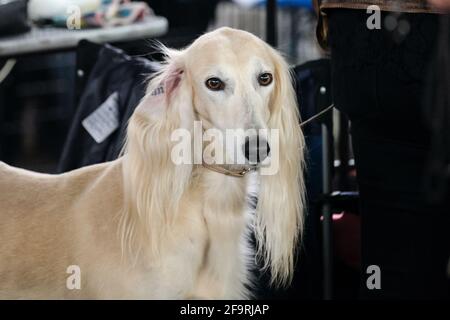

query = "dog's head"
[126,27,305,287]
[186,28,277,168]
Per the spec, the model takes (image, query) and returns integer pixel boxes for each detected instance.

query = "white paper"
[82,91,120,144]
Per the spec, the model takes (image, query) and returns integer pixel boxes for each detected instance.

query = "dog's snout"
[243,136,270,164]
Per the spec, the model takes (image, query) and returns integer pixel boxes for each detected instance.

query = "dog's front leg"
[190,210,252,299]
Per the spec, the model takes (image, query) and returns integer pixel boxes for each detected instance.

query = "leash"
[202,104,335,177]
[300,103,334,128]
[202,163,257,177]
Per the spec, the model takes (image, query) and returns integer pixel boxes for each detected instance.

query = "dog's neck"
[195,165,249,211]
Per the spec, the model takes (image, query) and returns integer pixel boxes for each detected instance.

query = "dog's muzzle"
[243,136,270,164]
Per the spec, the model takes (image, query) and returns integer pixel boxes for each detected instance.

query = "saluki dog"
[0,27,305,299]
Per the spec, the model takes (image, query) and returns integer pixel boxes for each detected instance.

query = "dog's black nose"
[243,136,270,164]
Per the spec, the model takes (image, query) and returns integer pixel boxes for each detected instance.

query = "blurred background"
[0,0,362,300]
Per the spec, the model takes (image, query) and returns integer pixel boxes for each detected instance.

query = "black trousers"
[328,9,449,299]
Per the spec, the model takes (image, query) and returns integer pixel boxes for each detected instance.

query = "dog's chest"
[184,174,255,299]
[116,174,255,299]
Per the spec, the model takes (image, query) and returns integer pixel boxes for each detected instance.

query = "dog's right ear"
[137,48,191,123]
[121,47,194,260]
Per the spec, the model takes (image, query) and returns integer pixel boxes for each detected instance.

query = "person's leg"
[328,9,449,299]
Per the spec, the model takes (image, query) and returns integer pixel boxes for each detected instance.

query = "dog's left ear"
[255,47,306,288]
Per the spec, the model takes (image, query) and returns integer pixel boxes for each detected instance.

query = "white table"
[0,16,168,58]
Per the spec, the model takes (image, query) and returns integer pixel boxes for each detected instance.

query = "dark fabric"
[57,44,156,173]
[328,9,450,299]
[0,0,30,37]
[145,0,219,31]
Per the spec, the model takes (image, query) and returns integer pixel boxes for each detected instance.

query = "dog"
[0,27,305,299]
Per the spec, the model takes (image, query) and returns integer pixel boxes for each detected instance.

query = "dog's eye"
[258,73,273,86]
[205,77,225,91]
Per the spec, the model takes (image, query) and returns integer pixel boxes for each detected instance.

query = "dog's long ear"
[121,46,194,260]
[255,47,305,287]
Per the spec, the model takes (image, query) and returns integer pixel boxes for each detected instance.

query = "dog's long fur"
[0,28,305,299]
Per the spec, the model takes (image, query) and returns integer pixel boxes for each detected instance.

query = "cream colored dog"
[0,27,305,299]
